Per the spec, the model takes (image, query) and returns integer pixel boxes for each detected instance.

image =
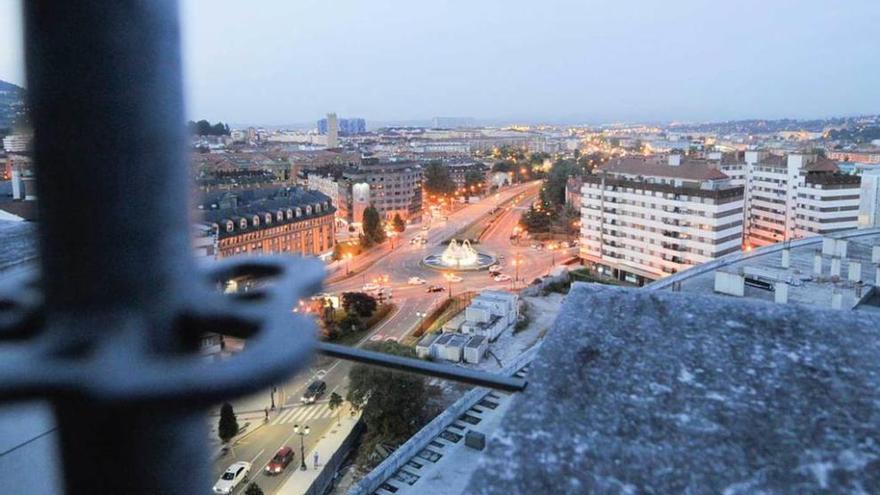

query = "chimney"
[774,283,789,304]
[830,256,841,278]
[831,290,843,310]
[781,248,791,269]
[667,154,681,166]
[848,261,862,283]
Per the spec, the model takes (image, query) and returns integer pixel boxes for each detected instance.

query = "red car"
[265,447,294,475]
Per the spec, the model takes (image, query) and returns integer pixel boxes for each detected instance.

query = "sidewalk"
[207,386,289,458]
[277,407,363,495]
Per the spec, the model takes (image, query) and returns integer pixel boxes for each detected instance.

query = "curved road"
[212,180,567,494]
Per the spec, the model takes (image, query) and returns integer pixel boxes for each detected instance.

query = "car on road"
[408,277,426,285]
[265,447,294,475]
[426,285,445,293]
[489,264,502,272]
[213,461,251,494]
[494,274,512,282]
[419,237,428,244]
[446,275,463,282]
[362,283,380,292]
[301,380,326,404]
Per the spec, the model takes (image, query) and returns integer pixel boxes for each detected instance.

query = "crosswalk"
[270,403,337,426]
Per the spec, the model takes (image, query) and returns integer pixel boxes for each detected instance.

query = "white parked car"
[446,275,463,283]
[213,461,251,495]
[362,283,380,292]
[408,277,427,285]
[494,274,512,282]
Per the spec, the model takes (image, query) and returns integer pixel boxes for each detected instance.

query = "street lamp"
[293,424,310,470]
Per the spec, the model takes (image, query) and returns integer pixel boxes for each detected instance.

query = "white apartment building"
[719,151,861,247]
[858,169,880,228]
[579,155,744,285]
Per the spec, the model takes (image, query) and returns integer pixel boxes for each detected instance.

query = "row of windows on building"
[220,201,331,233]
[220,225,333,256]
[584,185,727,205]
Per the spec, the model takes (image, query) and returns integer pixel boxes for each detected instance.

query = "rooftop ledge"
[466,283,880,494]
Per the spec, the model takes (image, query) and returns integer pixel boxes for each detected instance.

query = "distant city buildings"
[318,115,366,137]
[579,155,745,284]
[431,117,475,129]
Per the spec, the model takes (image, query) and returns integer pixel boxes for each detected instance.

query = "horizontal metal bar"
[317,342,528,392]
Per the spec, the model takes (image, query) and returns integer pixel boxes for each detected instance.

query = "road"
[211,181,565,494]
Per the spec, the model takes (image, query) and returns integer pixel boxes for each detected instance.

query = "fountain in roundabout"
[422,239,495,271]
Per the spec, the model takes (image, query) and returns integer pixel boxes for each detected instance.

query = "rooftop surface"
[647,228,880,311]
[467,283,880,494]
[600,156,729,181]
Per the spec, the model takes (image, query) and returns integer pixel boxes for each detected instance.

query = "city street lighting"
[293,424,310,470]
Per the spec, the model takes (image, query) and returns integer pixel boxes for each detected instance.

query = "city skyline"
[2,0,880,125]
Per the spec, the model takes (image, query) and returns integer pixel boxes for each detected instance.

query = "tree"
[245,483,264,495]
[520,205,552,234]
[423,161,456,196]
[361,205,386,248]
[464,170,485,194]
[347,342,432,469]
[342,292,378,317]
[188,119,231,136]
[542,159,581,207]
[338,312,363,336]
[328,392,344,426]
[218,402,239,444]
[491,161,512,173]
[392,213,406,233]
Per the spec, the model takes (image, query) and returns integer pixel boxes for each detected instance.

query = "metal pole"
[24,2,209,494]
[299,431,307,470]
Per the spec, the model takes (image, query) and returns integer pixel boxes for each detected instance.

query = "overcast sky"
[1,0,879,125]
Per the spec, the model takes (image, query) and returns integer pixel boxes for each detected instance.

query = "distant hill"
[0,79,27,132]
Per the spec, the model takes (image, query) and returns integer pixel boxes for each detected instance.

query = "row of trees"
[520,158,583,236]
[360,206,405,249]
[188,119,231,136]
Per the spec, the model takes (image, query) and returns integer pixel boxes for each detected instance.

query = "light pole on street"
[293,424,310,470]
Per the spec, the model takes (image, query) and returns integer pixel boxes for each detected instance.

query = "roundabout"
[422,239,496,271]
